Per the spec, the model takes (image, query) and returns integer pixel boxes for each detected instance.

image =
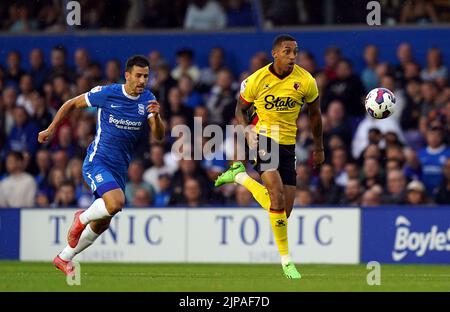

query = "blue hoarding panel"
[0,209,20,259]
[362,207,450,264]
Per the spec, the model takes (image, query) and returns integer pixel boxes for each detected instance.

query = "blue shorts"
[82,158,126,198]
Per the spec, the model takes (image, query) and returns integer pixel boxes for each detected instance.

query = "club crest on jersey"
[138,104,145,115]
[95,174,103,183]
[293,82,300,90]
[90,86,102,93]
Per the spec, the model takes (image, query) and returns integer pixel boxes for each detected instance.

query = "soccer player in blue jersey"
[38,55,165,275]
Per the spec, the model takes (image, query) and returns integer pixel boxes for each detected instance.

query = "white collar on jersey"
[122,84,140,100]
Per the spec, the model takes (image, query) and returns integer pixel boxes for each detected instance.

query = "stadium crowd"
[0,40,449,208]
[0,0,448,33]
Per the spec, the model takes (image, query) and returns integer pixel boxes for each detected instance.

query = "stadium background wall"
[1,27,449,76]
[1,207,449,264]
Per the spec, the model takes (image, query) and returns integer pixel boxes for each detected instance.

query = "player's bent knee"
[105,199,125,215]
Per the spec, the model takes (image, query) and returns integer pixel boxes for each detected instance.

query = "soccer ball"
[365,88,396,119]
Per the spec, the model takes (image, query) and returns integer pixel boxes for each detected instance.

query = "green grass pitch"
[1,261,449,292]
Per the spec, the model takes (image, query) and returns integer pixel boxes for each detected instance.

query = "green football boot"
[282,262,302,279]
[214,162,246,187]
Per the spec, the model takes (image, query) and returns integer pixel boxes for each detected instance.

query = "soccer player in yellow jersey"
[215,34,325,279]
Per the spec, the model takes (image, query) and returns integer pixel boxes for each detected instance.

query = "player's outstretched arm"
[38,93,89,144]
[147,100,165,142]
[307,97,325,169]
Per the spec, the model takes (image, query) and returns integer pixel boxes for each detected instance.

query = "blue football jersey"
[84,84,155,173]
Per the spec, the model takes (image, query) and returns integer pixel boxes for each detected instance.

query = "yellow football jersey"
[240,63,319,145]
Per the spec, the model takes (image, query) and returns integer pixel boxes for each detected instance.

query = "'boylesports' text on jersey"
[240,63,319,145]
[84,84,155,173]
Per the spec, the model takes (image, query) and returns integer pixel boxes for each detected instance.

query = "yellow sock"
[241,176,271,210]
[269,210,289,256]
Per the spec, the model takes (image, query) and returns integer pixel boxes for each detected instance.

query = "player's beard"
[135,84,145,94]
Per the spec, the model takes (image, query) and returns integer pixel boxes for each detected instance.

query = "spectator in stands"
[9,4,38,32]
[50,124,78,158]
[52,74,74,108]
[361,45,379,92]
[331,147,349,187]
[29,48,48,91]
[296,163,312,189]
[35,148,52,188]
[184,0,226,30]
[405,180,428,205]
[199,47,226,90]
[435,159,450,204]
[401,78,424,148]
[225,0,254,27]
[345,161,360,182]
[5,51,24,90]
[403,61,421,81]
[419,81,441,133]
[294,187,313,206]
[140,0,171,28]
[323,59,365,117]
[125,159,154,205]
[380,74,406,121]
[382,169,407,204]
[143,144,173,192]
[361,157,384,189]
[206,68,236,127]
[178,74,203,109]
[170,158,212,204]
[248,51,270,74]
[1,87,17,137]
[47,167,65,202]
[36,1,65,32]
[7,106,39,157]
[295,114,313,162]
[297,51,317,75]
[73,113,95,154]
[421,47,448,83]
[16,74,35,116]
[381,0,402,25]
[51,150,69,171]
[132,188,152,207]
[395,42,414,83]
[0,151,37,208]
[181,177,206,207]
[418,124,450,195]
[323,46,341,81]
[403,147,423,181]
[74,48,91,77]
[76,76,92,94]
[235,185,254,206]
[171,49,200,83]
[86,62,103,86]
[165,87,194,126]
[154,173,172,206]
[400,0,438,24]
[265,0,298,26]
[151,62,177,106]
[47,45,75,84]
[324,100,352,149]
[103,59,124,85]
[36,191,50,208]
[352,113,405,159]
[361,189,381,206]
[66,157,92,207]
[340,178,362,206]
[314,164,342,204]
[52,182,77,208]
